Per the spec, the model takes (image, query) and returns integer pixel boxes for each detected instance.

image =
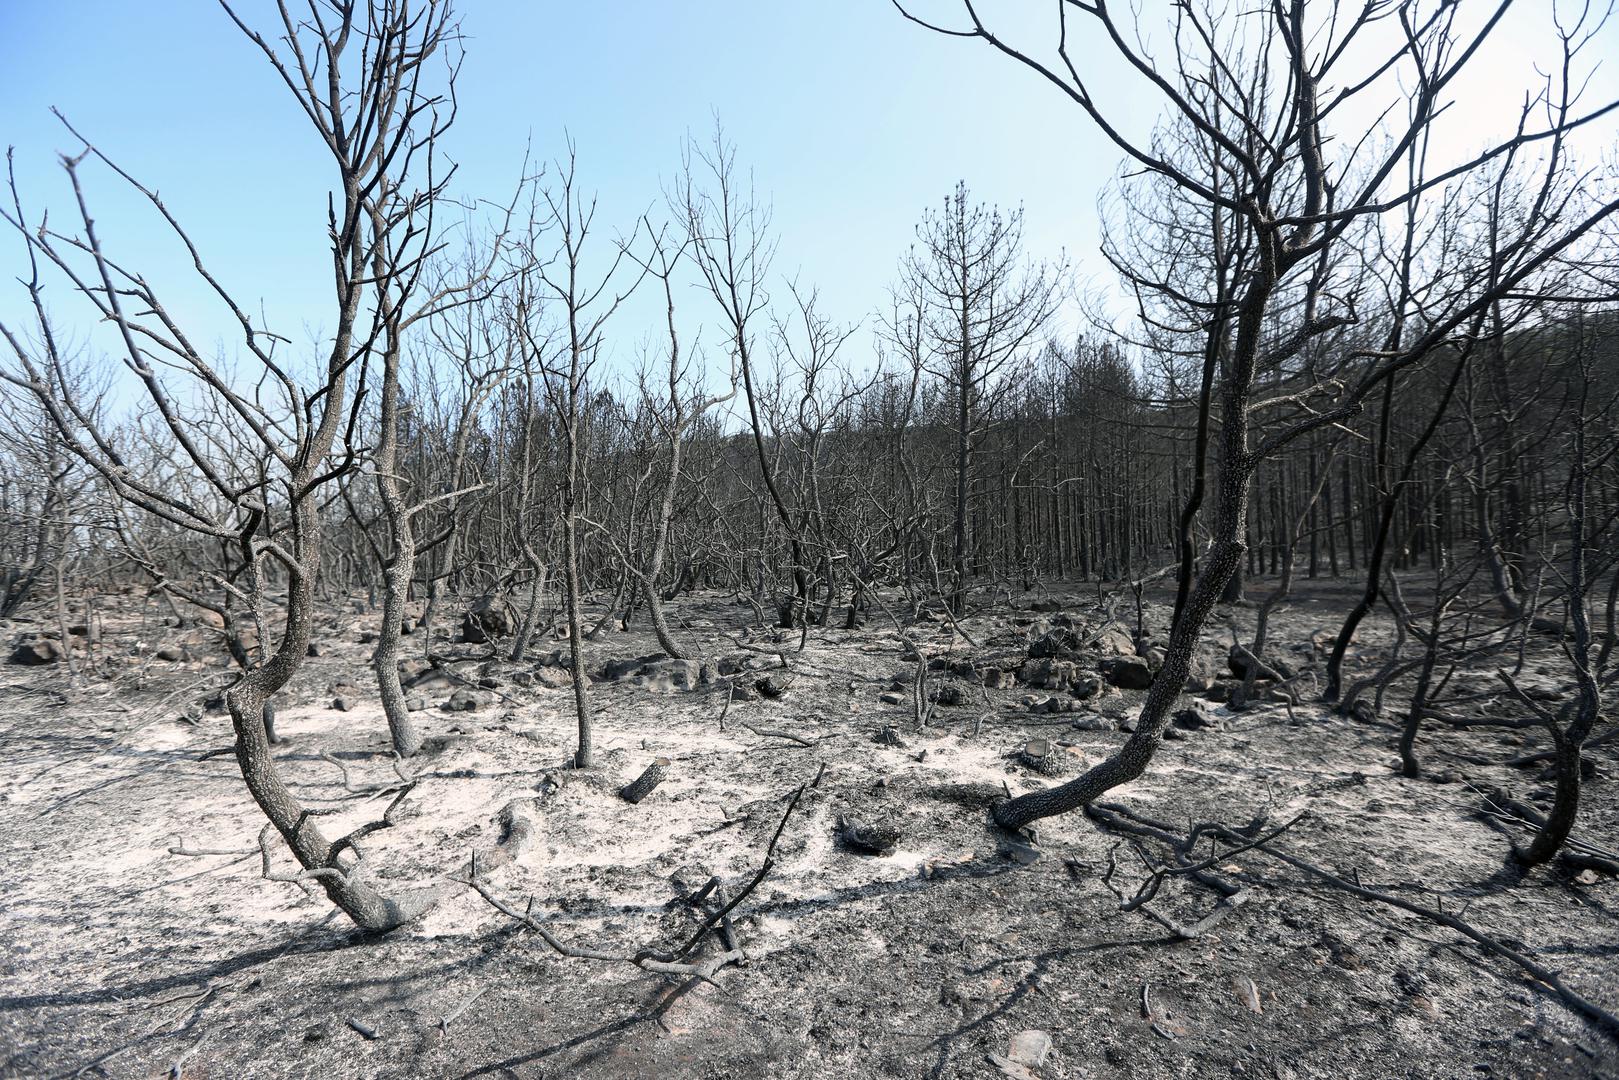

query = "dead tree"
[892,181,1062,614]
[2,0,464,930]
[1503,312,1615,866]
[677,125,813,628]
[530,145,649,768]
[0,375,82,619]
[414,279,515,643]
[587,220,736,659]
[370,202,522,757]
[897,0,1619,832]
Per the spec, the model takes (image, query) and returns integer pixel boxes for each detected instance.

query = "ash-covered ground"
[1,582,1614,1079]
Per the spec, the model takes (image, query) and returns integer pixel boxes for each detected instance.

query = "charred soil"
[1,582,1614,1079]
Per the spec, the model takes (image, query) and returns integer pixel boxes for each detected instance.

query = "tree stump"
[619,757,670,804]
[1019,738,1062,775]
[838,815,902,854]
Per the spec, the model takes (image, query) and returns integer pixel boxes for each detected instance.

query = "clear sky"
[3,2,1616,389]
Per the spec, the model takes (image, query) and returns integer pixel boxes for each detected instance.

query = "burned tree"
[585,221,736,660]
[530,146,649,768]
[897,0,1619,831]
[2,0,465,929]
[677,127,811,628]
[891,183,1061,614]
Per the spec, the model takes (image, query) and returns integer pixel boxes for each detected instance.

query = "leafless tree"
[896,0,1619,831]
[529,144,649,767]
[2,0,466,929]
[587,221,736,659]
[891,182,1062,613]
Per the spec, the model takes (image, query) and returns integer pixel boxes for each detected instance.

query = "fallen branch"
[741,722,817,747]
[457,783,807,986]
[1089,803,1303,938]
[717,679,736,730]
[620,758,670,804]
[1246,834,1619,1041]
[458,875,743,988]
[318,751,417,797]
[167,1032,206,1079]
[167,836,254,857]
[637,784,805,965]
[437,986,488,1037]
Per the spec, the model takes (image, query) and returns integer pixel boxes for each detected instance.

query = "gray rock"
[1104,655,1153,690]
[460,595,514,644]
[1028,626,1079,658]
[1000,838,1042,865]
[602,656,651,680]
[1007,1029,1052,1068]
[1227,644,1293,681]
[980,667,1017,689]
[1018,657,1082,691]
[838,816,902,854]
[534,666,572,690]
[9,638,62,666]
[1183,670,1216,692]
[635,672,675,693]
[1172,702,1222,731]
[641,657,701,690]
[1092,626,1136,656]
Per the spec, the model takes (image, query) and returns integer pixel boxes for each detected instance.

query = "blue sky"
[3,2,1616,391]
[0,2,1141,380]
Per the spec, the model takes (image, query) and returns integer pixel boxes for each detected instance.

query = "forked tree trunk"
[510,554,549,661]
[228,473,442,931]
